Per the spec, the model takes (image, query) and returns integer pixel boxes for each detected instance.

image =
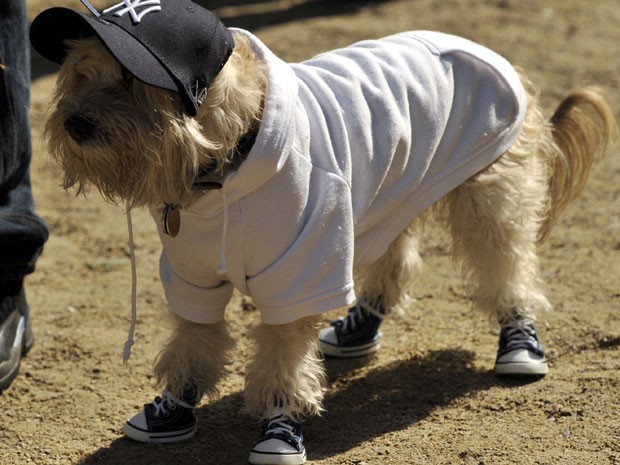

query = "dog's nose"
[64,114,96,143]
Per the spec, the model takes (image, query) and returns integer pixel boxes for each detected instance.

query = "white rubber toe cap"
[495,349,548,376]
[249,441,306,464]
[123,412,151,442]
[252,438,298,454]
[318,326,338,345]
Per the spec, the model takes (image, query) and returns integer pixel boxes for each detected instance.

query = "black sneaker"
[123,386,198,443]
[249,414,306,465]
[319,298,384,358]
[0,287,34,393]
[495,317,548,376]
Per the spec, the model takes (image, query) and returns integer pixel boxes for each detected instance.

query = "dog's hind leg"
[245,315,324,463]
[445,116,551,376]
[319,226,422,358]
[446,158,551,324]
[444,85,616,377]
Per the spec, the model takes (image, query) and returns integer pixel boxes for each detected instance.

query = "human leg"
[0,0,49,392]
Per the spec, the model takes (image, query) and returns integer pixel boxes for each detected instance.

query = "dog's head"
[31,0,265,208]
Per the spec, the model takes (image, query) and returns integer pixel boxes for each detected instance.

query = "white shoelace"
[264,414,295,436]
[337,299,384,333]
[152,390,194,417]
[502,318,540,350]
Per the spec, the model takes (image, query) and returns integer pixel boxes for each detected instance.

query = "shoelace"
[337,306,364,333]
[501,318,540,351]
[263,414,296,437]
[336,299,384,334]
[152,390,194,417]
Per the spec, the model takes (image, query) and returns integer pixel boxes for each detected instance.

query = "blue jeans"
[0,0,49,300]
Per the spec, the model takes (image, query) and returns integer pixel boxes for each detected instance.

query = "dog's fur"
[46,34,616,421]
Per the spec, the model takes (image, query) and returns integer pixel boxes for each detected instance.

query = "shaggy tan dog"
[31,1,615,464]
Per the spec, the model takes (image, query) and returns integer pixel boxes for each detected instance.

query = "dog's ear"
[191,34,267,172]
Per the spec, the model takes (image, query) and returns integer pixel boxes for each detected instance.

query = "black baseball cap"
[30,0,234,116]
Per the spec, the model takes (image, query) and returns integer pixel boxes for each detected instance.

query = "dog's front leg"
[123,315,235,443]
[246,315,325,464]
[245,315,325,418]
[153,315,235,400]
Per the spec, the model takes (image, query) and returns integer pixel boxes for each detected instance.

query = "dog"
[30,1,616,464]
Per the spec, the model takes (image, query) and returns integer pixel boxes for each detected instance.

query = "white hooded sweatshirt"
[149,29,527,325]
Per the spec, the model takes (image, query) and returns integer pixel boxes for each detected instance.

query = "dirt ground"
[2,0,618,464]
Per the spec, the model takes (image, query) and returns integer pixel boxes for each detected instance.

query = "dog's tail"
[539,87,617,241]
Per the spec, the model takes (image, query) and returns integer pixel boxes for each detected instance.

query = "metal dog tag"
[162,204,181,237]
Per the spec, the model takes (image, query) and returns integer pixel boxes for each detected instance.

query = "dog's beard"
[46,88,209,207]
[45,38,219,208]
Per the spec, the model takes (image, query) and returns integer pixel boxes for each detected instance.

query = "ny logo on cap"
[104,0,162,23]
[80,0,162,24]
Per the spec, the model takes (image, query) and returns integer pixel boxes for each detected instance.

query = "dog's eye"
[121,67,134,84]
[74,72,88,87]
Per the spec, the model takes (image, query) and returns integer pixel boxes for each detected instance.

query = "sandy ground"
[1,1,619,464]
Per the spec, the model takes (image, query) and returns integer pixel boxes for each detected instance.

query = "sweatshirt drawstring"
[124,203,137,363]
[123,181,229,361]
[216,185,229,275]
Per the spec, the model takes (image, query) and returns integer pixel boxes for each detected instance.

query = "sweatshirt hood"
[189,29,299,218]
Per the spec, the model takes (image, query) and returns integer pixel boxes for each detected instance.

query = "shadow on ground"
[76,348,536,465]
[198,0,391,30]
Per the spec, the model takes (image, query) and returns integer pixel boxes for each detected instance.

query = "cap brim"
[30,8,178,96]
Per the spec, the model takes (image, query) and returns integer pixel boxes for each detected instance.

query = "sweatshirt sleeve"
[246,164,357,325]
[159,251,233,324]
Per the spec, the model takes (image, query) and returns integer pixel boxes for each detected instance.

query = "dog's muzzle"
[64,114,96,143]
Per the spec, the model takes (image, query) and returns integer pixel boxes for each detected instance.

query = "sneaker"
[494,317,548,376]
[249,414,306,465]
[0,287,34,393]
[123,387,198,443]
[319,298,384,358]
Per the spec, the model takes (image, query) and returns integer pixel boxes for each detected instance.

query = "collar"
[192,124,259,190]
